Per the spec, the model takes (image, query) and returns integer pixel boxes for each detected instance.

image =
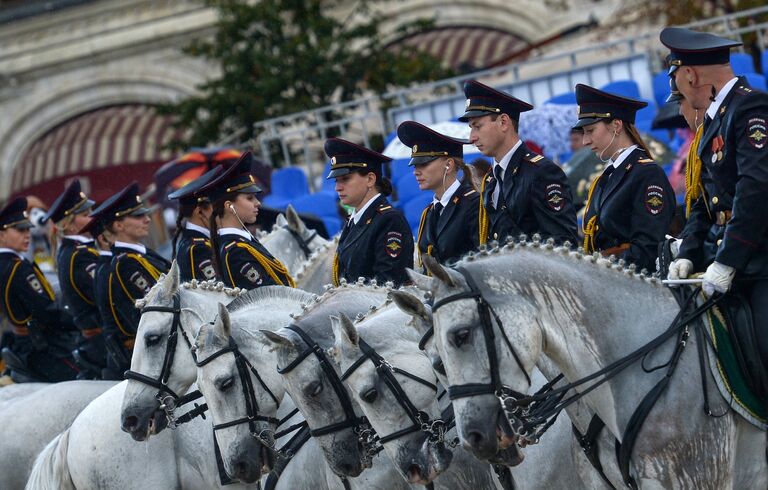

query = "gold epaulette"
[463,189,477,197]
[637,158,655,164]
[377,205,393,213]
[524,153,544,164]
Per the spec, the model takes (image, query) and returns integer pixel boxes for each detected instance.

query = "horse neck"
[261,227,307,275]
[295,244,335,292]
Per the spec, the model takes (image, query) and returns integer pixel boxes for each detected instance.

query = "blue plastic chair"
[290,192,339,218]
[395,173,424,205]
[762,49,768,77]
[600,80,641,99]
[730,53,756,75]
[320,162,336,193]
[744,72,768,91]
[652,71,671,106]
[546,92,577,105]
[390,158,413,183]
[263,167,310,208]
[403,193,434,237]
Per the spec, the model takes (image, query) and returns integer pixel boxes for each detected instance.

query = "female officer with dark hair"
[167,166,222,282]
[577,83,675,272]
[326,137,414,286]
[397,121,479,270]
[200,152,294,289]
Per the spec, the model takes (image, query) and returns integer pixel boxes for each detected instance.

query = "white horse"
[420,239,767,489]
[0,380,114,489]
[293,237,337,294]
[262,205,331,277]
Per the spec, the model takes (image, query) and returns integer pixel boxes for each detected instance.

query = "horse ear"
[161,261,180,297]
[285,205,306,233]
[406,268,433,292]
[260,329,296,351]
[422,255,457,287]
[216,303,232,338]
[276,213,288,228]
[390,290,428,321]
[339,313,359,346]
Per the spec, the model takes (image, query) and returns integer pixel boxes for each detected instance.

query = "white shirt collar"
[0,247,25,259]
[433,179,461,209]
[218,227,252,241]
[493,140,523,176]
[351,193,382,225]
[706,77,739,120]
[99,250,113,257]
[114,241,146,254]
[609,145,638,169]
[185,222,211,238]
[63,235,94,244]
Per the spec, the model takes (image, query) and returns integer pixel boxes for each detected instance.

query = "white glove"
[667,258,693,280]
[702,261,735,296]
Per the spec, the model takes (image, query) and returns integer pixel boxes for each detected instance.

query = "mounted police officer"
[459,80,578,245]
[96,182,170,369]
[326,137,414,286]
[576,84,676,272]
[662,28,768,380]
[0,197,79,382]
[397,121,480,270]
[42,179,108,378]
[200,152,294,289]
[167,166,223,283]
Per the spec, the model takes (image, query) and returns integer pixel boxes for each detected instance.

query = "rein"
[124,293,207,427]
[284,226,318,260]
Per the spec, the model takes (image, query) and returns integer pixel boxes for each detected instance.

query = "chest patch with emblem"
[545,183,565,211]
[645,185,665,215]
[26,274,43,294]
[130,271,150,293]
[747,117,767,149]
[199,259,216,279]
[240,263,262,285]
[385,231,404,258]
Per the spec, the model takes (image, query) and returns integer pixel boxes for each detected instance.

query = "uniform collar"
[493,139,523,175]
[63,234,94,244]
[99,250,113,257]
[433,179,461,208]
[609,145,638,169]
[218,227,252,241]
[706,77,739,120]
[185,221,211,238]
[351,193,382,225]
[0,247,25,259]
[114,241,147,254]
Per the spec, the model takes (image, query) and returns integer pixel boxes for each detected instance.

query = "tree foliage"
[158,0,452,150]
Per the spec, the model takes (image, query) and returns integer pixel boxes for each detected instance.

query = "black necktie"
[429,202,443,239]
[494,165,504,184]
[493,166,506,208]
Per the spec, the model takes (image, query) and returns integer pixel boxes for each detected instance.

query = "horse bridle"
[195,334,281,446]
[276,324,370,439]
[432,266,532,406]
[124,293,207,425]
[284,225,318,259]
[340,337,454,447]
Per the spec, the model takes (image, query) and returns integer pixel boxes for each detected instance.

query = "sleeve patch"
[385,231,404,258]
[26,273,44,294]
[747,117,767,149]
[645,185,665,215]
[85,263,97,279]
[130,271,151,293]
[240,263,262,285]
[545,183,565,211]
[199,259,217,279]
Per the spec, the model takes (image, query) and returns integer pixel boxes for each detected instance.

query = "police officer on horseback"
[662,28,768,391]
[0,197,79,382]
[43,179,108,378]
[459,80,578,245]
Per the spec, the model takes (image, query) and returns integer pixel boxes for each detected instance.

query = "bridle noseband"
[124,293,206,424]
[196,334,281,447]
[431,267,532,403]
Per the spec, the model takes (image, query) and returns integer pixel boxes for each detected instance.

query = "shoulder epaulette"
[736,85,753,93]
[224,241,238,249]
[463,189,478,197]
[377,205,393,213]
[525,153,544,164]
[191,237,208,243]
[637,158,655,164]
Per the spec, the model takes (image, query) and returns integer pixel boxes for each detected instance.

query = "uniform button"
[717,239,722,246]
[712,196,719,205]
[493,233,498,239]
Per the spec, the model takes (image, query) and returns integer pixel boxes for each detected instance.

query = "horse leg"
[733,417,768,489]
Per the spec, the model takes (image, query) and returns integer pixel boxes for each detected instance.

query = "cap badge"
[465,99,471,109]
[331,156,337,165]
[413,144,418,153]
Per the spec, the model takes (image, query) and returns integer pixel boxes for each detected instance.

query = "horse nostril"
[234,460,249,477]
[432,357,446,375]
[407,463,423,481]
[122,415,139,432]
[466,430,485,448]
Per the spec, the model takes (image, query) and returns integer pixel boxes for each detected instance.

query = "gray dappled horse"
[262,205,331,279]
[420,237,767,489]
[293,236,337,294]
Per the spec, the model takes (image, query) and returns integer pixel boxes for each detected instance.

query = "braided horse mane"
[135,278,246,310]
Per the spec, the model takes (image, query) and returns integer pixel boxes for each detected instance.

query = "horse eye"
[452,328,471,347]
[361,388,378,403]
[306,381,323,397]
[145,334,162,347]
[219,377,235,392]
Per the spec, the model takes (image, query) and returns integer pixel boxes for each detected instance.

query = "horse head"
[194,303,279,484]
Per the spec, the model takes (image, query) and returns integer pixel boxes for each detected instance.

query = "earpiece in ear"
[445,166,450,170]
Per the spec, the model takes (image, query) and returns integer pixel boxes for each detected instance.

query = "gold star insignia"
[647,196,663,207]
[750,129,767,142]
[386,242,401,251]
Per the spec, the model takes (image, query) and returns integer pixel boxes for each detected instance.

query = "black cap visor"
[572,117,604,129]
[458,109,497,123]
[409,155,441,167]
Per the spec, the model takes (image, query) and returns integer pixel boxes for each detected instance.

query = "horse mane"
[453,233,664,288]
[294,236,338,281]
[136,278,244,309]
[226,285,317,313]
[290,278,394,322]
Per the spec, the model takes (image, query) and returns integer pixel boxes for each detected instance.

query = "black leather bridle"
[195,335,281,443]
[284,226,318,260]
[340,338,452,446]
[124,293,207,425]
